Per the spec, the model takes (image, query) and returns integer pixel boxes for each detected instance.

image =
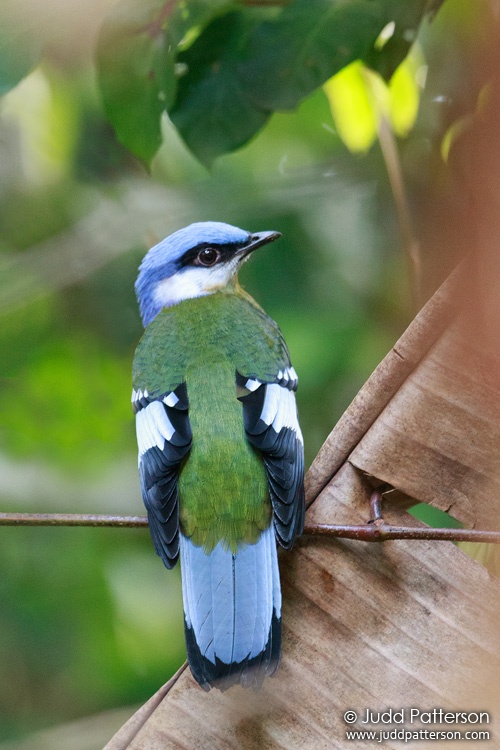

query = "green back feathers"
[133,291,290,550]
[133,291,290,392]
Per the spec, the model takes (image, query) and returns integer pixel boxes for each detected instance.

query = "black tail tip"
[184,613,282,691]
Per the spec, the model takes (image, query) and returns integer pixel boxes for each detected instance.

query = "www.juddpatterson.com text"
[345,728,490,743]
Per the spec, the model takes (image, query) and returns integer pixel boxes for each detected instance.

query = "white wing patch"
[284,366,298,386]
[241,367,298,396]
[163,391,179,407]
[260,383,303,443]
[131,388,149,403]
[136,400,175,457]
[244,378,261,392]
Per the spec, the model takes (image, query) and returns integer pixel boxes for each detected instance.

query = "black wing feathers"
[135,383,191,568]
[238,372,305,549]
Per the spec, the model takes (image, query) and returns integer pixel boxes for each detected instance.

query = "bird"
[132,221,305,691]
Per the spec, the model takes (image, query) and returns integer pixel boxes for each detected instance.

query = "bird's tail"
[179,524,282,691]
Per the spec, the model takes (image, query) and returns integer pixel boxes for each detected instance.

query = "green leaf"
[97,0,438,165]
[97,0,173,164]
[363,0,430,80]
[0,12,41,95]
[238,0,384,110]
[169,0,435,163]
[170,11,270,167]
[97,0,232,164]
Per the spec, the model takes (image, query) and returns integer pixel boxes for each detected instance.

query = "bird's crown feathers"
[138,222,250,273]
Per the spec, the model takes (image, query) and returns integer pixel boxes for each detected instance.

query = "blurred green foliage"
[96,0,442,164]
[0,0,495,745]
[0,525,184,739]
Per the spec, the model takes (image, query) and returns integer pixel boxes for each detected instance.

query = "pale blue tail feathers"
[179,525,282,690]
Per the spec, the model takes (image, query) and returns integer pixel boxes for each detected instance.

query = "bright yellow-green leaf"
[324,61,378,153]
[325,51,423,154]
[389,54,421,137]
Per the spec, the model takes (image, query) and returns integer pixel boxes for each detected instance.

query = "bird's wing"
[132,383,192,568]
[237,367,305,549]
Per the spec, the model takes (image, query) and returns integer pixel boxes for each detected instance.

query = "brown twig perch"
[1,506,499,543]
[0,513,149,528]
[303,523,500,544]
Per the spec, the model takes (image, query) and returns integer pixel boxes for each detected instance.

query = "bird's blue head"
[135,221,281,326]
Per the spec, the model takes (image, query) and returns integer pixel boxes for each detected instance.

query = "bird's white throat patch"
[153,260,239,308]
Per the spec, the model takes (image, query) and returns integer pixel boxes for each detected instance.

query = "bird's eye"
[196,247,219,267]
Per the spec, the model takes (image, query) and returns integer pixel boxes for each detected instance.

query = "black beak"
[238,230,282,259]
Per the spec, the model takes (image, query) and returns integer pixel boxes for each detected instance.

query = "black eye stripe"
[177,241,247,269]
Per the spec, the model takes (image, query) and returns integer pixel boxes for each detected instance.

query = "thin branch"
[1,511,499,543]
[369,486,385,521]
[303,523,500,544]
[359,67,421,305]
[0,513,148,528]
[377,114,422,305]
